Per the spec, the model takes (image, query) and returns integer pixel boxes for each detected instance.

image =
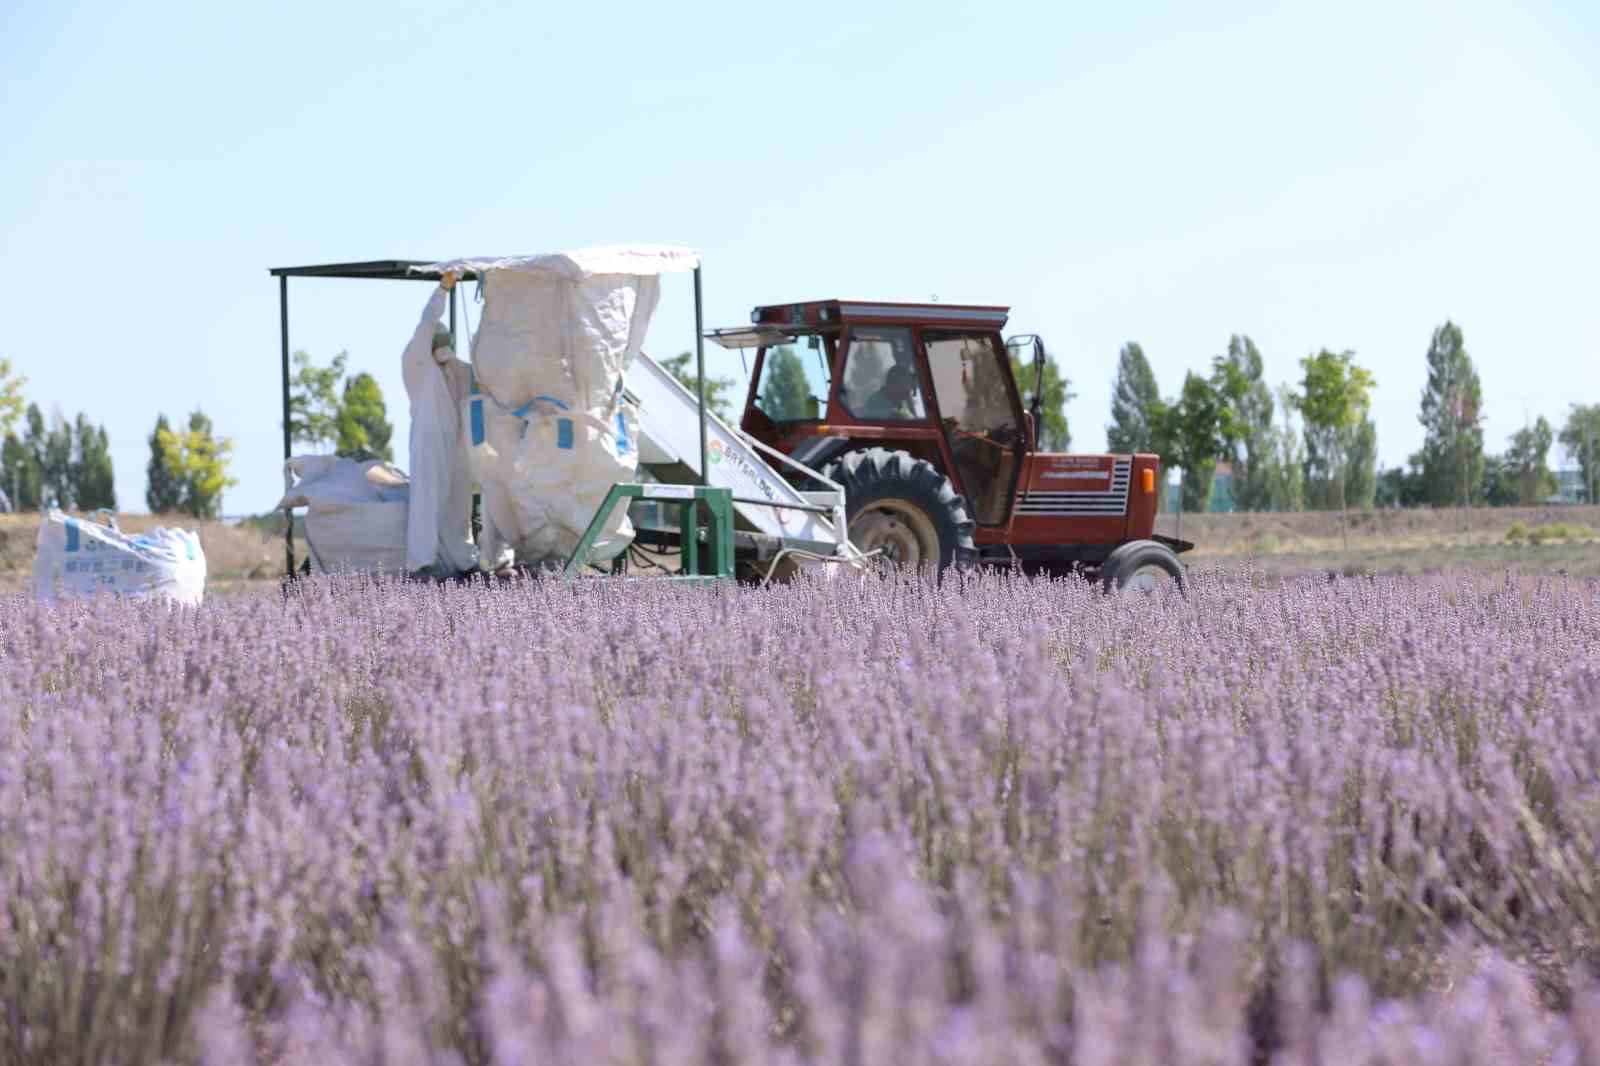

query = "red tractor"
[711,300,1192,589]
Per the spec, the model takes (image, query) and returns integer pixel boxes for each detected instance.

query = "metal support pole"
[450,285,484,540]
[279,275,295,576]
[694,266,708,486]
[680,498,699,576]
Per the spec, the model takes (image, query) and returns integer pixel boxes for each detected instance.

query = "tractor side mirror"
[1023,410,1036,448]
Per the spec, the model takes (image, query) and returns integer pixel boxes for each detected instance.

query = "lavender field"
[4,570,1600,1065]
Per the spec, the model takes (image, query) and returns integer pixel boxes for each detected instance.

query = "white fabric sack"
[467,396,639,564]
[400,287,478,575]
[468,271,661,415]
[432,246,699,416]
[33,510,206,606]
[276,456,410,574]
[420,245,698,566]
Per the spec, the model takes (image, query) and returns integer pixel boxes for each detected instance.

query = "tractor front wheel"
[824,449,976,573]
[1101,539,1185,594]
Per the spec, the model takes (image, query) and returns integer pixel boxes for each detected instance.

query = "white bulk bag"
[276,456,410,574]
[33,510,207,606]
[467,396,640,565]
[435,246,698,416]
[420,245,698,566]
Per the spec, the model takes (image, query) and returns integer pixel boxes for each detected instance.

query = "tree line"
[147,348,395,519]
[286,350,394,461]
[1107,321,1599,516]
[0,358,118,512]
[0,356,246,519]
[665,326,1598,519]
[3,326,1592,521]
[0,348,399,520]
[1108,338,1376,519]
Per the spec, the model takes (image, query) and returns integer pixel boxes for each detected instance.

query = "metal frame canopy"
[267,255,710,577]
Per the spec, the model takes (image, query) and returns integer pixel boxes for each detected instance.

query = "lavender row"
[1,570,1597,1063]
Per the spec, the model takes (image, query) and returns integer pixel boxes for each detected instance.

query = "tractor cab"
[711,300,1030,528]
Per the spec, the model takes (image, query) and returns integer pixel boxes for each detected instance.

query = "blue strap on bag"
[469,368,486,447]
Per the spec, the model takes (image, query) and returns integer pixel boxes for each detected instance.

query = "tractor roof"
[710,300,1010,349]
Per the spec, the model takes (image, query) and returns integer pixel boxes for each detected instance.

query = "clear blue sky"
[3,0,1596,514]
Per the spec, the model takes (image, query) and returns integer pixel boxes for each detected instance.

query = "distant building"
[1553,468,1587,504]
[1162,462,1236,513]
[1210,463,1236,512]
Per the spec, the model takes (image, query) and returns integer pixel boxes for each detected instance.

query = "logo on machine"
[1041,469,1111,481]
[708,438,726,465]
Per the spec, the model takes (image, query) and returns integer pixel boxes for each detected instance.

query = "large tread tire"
[1101,539,1185,594]
[823,448,977,574]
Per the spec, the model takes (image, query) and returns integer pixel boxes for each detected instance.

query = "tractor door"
[921,331,1025,525]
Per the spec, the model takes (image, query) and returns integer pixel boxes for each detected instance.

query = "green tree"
[756,346,813,423]
[1481,453,1518,508]
[1504,417,1556,505]
[1559,403,1600,504]
[336,372,395,462]
[42,411,74,510]
[1263,383,1305,511]
[1375,457,1427,508]
[158,410,237,520]
[1152,371,1226,513]
[1293,349,1375,548]
[662,351,738,420]
[70,414,116,511]
[1,435,33,510]
[90,423,115,511]
[1417,321,1484,507]
[288,349,348,450]
[1011,347,1074,450]
[0,359,29,508]
[1211,335,1275,511]
[1107,342,1160,454]
[1344,417,1378,510]
[0,358,26,440]
[146,413,185,513]
[11,406,46,510]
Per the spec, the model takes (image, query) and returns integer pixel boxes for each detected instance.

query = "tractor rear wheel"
[824,448,976,573]
[1101,539,1185,594]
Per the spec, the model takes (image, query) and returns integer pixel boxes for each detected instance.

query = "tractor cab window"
[840,327,925,421]
[924,332,1022,525]
[753,343,830,422]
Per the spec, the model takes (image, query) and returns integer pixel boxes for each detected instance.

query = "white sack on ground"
[400,286,478,575]
[276,456,410,574]
[418,245,699,566]
[33,510,206,606]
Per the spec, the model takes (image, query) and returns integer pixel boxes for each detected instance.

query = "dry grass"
[1,503,1595,594]
[1168,503,1600,578]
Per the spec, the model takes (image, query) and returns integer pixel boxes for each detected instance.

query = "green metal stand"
[563,483,735,580]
